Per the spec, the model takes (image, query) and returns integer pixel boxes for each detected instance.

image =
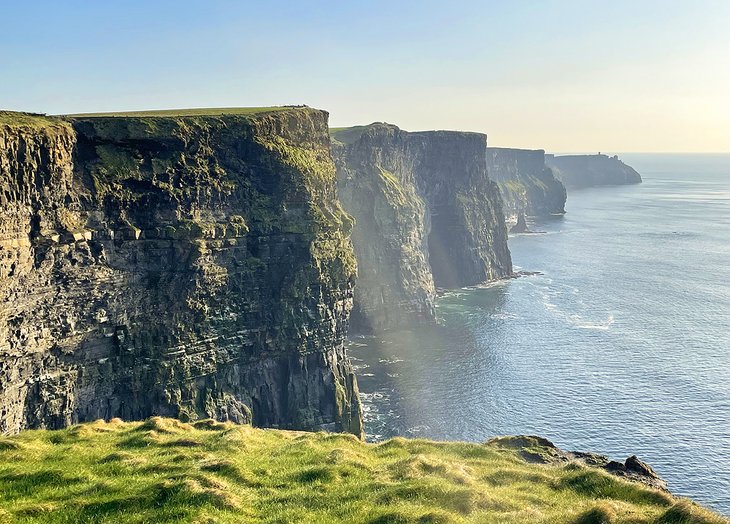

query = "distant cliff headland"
[547,153,643,190]
[486,147,567,225]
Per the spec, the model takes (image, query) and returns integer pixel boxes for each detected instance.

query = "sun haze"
[2,0,728,152]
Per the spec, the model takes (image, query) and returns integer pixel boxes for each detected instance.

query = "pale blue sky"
[2,1,729,151]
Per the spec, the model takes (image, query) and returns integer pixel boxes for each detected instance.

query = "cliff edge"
[0,108,362,436]
[332,124,512,332]
[0,418,725,523]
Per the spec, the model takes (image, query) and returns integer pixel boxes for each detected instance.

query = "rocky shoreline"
[488,435,668,492]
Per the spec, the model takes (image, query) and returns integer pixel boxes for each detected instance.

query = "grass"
[1,106,299,129]
[330,125,372,145]
[0,111,70,130]
[0,419,725,524]
[62,106,297,118]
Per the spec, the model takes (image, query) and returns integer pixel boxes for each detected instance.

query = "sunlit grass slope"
[330,125,371,145]
[0,418,725,524]
[0,111,70,130]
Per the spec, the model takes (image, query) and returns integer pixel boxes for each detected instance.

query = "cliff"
[0,418,725,523]
[0,108,362,436]
[486,147,567,223]
[546,153,642,190]
[332,124,512,332]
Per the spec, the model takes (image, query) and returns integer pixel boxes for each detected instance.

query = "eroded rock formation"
[0,108,362,436]
[488,435,668,491]
[486,147,566,224]
[546,153,642,190]
[332,124,512,332]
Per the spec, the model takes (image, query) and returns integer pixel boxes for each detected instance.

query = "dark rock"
[486,147,567,226]
[626,454,656,475]
[332,124,512,332]
[510,213,530,234]
[0,108,362,437]
[487,435,668,491]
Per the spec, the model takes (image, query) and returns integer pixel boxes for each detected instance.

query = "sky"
[2,0,729,152]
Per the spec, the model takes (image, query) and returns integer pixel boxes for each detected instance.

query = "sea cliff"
[486,147,567,223]
[0,108,362,436]
[546,153,642,190]
[332,124,512,332]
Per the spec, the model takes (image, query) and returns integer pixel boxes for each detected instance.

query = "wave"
[490,312,518,320]
[538,286,614,331]
[572,314,615,330]
[378,358,404,364]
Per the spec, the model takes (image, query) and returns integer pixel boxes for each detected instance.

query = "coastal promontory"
[546,153,642,190]
[0,108,362,436]
[332,124,512,332]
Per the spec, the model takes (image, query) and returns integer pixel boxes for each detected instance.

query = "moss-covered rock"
[0,108,362,437]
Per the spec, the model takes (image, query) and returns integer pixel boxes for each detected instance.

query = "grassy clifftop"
[63,107,294,118]
[0,111,71,131]
[0,419,724,524]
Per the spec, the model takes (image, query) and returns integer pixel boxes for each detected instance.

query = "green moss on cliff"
[527,174,549,191]
[503,179,526,194]
[255,125,357,284]
[376,167,410,207]
[0,419,723,524]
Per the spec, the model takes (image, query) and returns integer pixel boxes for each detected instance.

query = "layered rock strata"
[486,147,566,224]
[332,124,512,332]
[0,108,362,436]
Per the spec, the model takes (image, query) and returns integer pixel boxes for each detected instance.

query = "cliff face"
[545,153,642,190]
[333,124,512,332]
[0,108,362,436]
[486,147,566,223]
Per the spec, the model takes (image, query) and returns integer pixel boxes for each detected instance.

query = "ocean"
[348,153,730,514]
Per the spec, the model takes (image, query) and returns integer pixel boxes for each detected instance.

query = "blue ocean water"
[348,153,730,515]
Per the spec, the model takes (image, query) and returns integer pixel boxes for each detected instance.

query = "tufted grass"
[0,418,725,524]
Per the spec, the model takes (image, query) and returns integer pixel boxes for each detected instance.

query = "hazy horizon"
[2,1,729,153]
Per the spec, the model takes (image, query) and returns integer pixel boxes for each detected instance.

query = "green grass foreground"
[0,418,725,524]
